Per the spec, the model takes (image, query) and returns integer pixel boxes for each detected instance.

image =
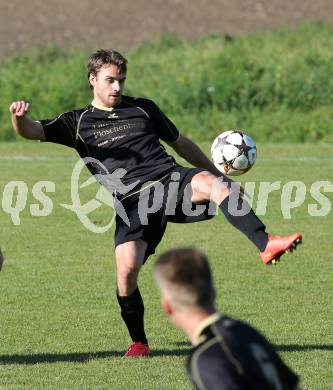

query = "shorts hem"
[115,232,147,248]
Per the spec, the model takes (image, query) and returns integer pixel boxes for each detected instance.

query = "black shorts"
[114,166,216,261]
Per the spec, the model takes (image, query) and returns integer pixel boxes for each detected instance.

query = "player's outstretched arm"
[169,135,248,196]
[9,101,45,141]
[168,134,227,179]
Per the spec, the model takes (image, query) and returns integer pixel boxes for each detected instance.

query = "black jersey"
[187,315,299,390]
[40,96,180,190]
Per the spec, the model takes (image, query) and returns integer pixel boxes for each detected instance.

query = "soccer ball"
[211,130,257,176]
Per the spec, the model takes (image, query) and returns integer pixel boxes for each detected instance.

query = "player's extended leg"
[115,239,150,357]
[190,171,302,264]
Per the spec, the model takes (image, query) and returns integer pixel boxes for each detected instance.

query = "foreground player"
[10,49,302,357]
[154,248,301,389]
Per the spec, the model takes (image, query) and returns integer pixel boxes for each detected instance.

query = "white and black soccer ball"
[211,130,257,176]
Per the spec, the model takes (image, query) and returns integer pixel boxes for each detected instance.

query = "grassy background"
[0,142,332,389]
[1,22,333,142]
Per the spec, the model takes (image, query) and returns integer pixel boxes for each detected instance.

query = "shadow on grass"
[1,345,331,365]
[173,341,191,347]
[275,344,333,352]
[0,348,189,365]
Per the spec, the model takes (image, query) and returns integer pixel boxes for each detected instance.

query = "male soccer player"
[154,247,301,390]
[9,49,301,357]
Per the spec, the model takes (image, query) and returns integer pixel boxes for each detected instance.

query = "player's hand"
[9,101,30,117]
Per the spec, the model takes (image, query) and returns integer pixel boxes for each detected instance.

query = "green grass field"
[1,23,333,143]
[0,142,332,389]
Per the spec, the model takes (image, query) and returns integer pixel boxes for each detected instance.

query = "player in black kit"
[154,248,301,390]
[10,49,302,357]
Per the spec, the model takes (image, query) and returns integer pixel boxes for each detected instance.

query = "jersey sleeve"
[40,111,77,148]
[145,100,180,142]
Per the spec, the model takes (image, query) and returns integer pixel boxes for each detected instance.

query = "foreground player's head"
[154,248,216,318]
[87,49,128,108]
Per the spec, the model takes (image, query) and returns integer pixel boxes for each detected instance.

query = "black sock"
[116,287,148,345]
[219,195,268,251]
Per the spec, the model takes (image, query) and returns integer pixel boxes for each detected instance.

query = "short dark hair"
[154,248,216,311]
[87,49,128,79]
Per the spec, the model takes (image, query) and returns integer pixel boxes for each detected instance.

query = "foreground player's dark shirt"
[187,315,299,390]
[40,96,180,190]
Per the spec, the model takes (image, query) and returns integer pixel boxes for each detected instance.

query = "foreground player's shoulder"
[216,317,299,389]
[187,328,242,390]
[215,316,266,352]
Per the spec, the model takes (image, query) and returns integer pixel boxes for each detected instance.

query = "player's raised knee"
[191,171,230,203]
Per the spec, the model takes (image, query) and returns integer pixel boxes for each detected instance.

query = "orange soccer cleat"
[260,233,302,265]
[123,341,150,358]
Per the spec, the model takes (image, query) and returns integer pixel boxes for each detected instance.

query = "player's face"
[90,64,126,108]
